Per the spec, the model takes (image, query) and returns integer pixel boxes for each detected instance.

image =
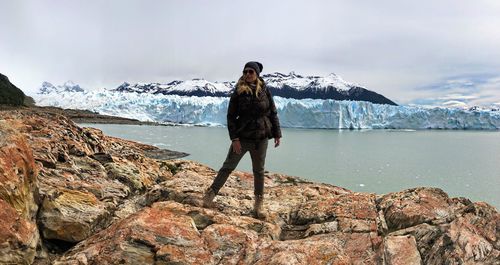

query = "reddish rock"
[2,110,174,245]
[1,108,499,264]
[254,235,351,264]
[384,235,422,265]
[0,119,40,264]
[38,188,110,242]
[54,201,381,264]
[387,223,441,260]
[0,199,39,264]
[424,202,500,264]
[202,223,259,264]
[0,120,39,220]
[294,193,378,225]
[378,187,455,230]
[54,202,214,264]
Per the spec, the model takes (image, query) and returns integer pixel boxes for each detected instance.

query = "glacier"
[34,90,500,130]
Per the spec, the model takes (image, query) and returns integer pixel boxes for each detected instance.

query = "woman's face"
[243,68,257,83]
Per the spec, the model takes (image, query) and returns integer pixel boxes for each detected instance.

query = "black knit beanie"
[243,61,263,75]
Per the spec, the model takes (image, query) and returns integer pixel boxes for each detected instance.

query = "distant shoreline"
[0,105,165,126]
[0,104,190,160]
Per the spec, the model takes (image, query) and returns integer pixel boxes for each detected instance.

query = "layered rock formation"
[0,108,499,264]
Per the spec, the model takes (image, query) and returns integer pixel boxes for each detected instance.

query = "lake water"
[79,123,500,209]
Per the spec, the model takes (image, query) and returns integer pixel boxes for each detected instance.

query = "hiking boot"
[254,195,267,219]
[202,188,216,208]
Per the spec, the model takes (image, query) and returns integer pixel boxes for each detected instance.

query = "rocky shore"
[0,105,167,126]
[1,108,499,264]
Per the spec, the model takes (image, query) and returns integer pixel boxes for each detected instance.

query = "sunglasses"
[243,69,255,75]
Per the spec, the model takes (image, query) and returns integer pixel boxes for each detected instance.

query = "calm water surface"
[80,123,500,209]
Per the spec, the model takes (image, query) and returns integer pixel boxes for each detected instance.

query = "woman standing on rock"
[203,61,282,219]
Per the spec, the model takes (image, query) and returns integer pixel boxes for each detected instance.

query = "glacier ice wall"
[35,91,500,129]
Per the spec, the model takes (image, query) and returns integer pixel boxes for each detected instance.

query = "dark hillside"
[0,73,26,106]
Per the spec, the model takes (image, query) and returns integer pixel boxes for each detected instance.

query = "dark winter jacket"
[227,78,282,141]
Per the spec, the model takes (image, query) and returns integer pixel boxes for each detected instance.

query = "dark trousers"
[209,139,268,196]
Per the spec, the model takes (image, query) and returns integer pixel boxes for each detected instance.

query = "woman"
[203,61,282,219]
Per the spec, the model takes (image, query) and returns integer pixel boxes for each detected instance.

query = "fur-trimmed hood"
[235,76,265,96]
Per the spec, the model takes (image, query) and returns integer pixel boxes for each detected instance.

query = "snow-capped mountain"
[263,72,396,105]
[34,72,500,129]
[34,88,500,130]
[38,81,84,94]
[109,72,397,105]
[114,79,233,97]
[264,72,352,91]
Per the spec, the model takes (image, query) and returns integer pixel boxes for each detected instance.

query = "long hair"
[236,76,263,96]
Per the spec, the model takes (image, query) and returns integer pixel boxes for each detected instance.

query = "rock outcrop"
[0,108,499,264]
[0,73,28,106]
[0,116,40,264]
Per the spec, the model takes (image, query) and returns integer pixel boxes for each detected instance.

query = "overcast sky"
[1,0,500,107]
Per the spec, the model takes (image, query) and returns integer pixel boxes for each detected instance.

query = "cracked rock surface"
[1,108,499,265]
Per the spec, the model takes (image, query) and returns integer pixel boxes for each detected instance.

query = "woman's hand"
[232,139,242,154]
[274,137,281,147]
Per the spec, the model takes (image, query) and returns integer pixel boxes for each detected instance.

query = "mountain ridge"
[38,72,398,105]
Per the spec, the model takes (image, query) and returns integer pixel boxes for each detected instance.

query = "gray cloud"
[1,0,500,106]
[410,75,500,108]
